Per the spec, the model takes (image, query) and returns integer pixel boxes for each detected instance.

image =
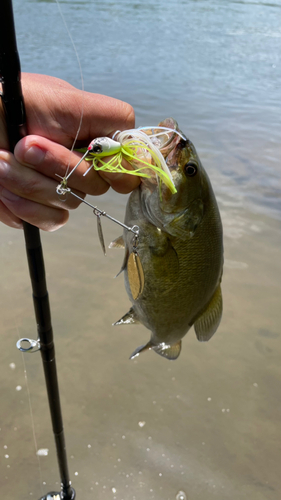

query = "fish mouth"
[141,118,187,159]
[139,118,190,232]
[139,121,183,191]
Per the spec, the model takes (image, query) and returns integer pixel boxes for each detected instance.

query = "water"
[0,0,280,498]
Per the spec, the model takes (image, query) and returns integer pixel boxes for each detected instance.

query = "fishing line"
[54,0,85,177]
[12,315,45,496]
[53,2,182,196]
[0,238,43,494]
[21,347,44,497]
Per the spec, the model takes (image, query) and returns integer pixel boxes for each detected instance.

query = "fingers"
[0,130,141,232]
[0,151,85,209]
[0,151,72,231]
[21,74,136,147]
[1,73,135,151]
[0,199,23,229]
[99,169,141,194]
[0,186,69,231]
[14,136,110,196]
[15,135,141,194]
[0,73,138,232]
[0,133,140,232]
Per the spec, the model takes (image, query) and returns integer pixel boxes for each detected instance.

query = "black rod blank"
[0,1,75,498]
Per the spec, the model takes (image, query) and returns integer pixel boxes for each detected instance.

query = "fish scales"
[113,118,223,360]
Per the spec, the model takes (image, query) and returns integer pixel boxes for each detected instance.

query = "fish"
[110,118,223,360]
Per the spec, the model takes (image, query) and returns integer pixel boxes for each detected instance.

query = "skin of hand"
[0,73,139,231]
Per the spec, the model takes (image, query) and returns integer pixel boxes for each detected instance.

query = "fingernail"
[0,187,20,202]
[24,145,46,165]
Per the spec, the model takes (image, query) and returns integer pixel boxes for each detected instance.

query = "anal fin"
[153,340,182,360]
[194,284,223,342]
[130,340,182,361]
[113,307,140,326]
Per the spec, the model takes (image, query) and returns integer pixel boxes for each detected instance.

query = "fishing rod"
[0,1,75,499]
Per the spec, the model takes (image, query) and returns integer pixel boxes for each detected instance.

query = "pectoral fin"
[113,307,140,325]
[114,247,129,278]
[109,235,125,249]
[153,341,182,360]
[109,235,128,277]
[194,285,223,342]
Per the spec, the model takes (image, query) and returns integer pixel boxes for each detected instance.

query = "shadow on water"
[1,0,281,499]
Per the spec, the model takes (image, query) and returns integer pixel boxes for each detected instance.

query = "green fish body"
[112,119,223,360]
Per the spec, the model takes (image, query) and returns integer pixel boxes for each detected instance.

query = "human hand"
[0,73,138,231]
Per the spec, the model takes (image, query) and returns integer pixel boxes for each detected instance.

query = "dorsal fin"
[113,307,140,326]
[194,284,223,342]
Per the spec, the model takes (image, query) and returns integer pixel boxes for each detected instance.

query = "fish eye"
[93,144,102,153]
[184,162,197,177]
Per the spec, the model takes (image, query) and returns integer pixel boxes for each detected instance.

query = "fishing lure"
[57,126,187,194]
[81,128,177,192]
[56,125,185,257]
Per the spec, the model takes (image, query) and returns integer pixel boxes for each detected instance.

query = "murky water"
[1,0,281,498]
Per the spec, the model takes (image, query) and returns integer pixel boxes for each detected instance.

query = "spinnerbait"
[56,126,185,254]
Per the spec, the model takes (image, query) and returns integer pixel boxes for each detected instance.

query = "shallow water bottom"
[0,190,280,500]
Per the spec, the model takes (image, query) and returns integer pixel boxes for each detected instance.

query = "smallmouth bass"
[111,118,223,360]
